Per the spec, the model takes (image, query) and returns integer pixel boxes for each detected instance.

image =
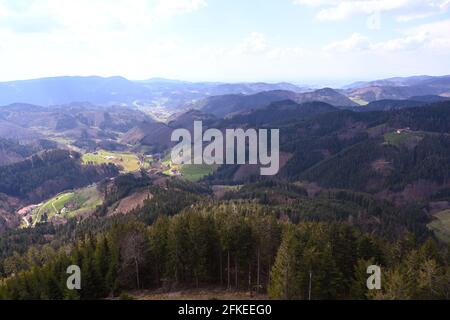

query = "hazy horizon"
[1,73,450,90]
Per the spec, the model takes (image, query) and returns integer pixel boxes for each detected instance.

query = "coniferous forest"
[1,171,450,300]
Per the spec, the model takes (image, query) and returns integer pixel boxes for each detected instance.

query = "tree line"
[1,201,449,300]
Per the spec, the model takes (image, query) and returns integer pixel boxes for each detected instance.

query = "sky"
[0,0,450,85]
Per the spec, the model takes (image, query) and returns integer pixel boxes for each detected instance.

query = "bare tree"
[120,227,147,289]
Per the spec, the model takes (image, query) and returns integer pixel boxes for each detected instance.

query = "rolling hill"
[207,100,450,205]
[351,99,425,112]
[0,103,151,145]
[0,76,151,106]
[221,100,338,126]
[345,75,450,103]
[193,88,357,118]
[0,149,118,202]
[121,121,174,150]
[0,138,56,166]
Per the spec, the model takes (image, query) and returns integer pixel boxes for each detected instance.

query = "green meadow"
[28,185,102,226]
[82,149,143,172]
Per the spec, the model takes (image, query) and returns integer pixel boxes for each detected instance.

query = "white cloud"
[409,18,450,49]
[396,12,436,22]
[0,0,208,81]
[319,0,410,21]
[323,18,450,53]
[0,0,207,34]
[0,2,8,17]
[373,33,428,51]
[293,0,339,6]
[369,18,450,51]
[0,1,449,83]
[154,0,207,20]
[293,0,450,21]
[436,0,450,10]
[324,33,371,51]
[266,47,306,60]
[234,32,268,55]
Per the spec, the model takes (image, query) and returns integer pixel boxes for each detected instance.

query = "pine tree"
[269,226,297,299]
[349,259,375,299]
[148,215,170,286]
[94,236,111,296]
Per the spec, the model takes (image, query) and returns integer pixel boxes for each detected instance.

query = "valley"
[1,75,450,300]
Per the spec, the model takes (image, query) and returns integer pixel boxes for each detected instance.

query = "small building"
[396,127,411,134]
[17,204,39,216]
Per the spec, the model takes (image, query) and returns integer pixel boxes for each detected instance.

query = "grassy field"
[384,131,425,146]
[162,159,217,182]
[350,97,369,106]
[28,185,102,226]
[82,149,142,172]
[428,209,450,243]
[181,164,218,181]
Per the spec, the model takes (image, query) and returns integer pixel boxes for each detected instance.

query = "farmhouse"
[396,127,411,134]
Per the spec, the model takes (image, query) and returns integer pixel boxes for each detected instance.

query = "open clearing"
[27,185,102,226]
[350,97,368,106]
[162,159,217,182]
[180,164,217,181]
[384,131,425,147]
[428,209,450,243]
[111,190,153,215]
[82,149,143,172]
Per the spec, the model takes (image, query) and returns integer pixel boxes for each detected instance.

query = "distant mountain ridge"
[344,75,450,103]
[193,88,357,118]
[0,76,149,106]
[1,74,450,113]
[343,75,439,89]
[0,76,308,107]
[343,95,450,112]
[220,100,338,126]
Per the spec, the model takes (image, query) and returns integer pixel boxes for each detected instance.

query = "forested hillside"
[208,101,450,205]
[1,173,447,300]
[1,95,450,301]
[0,150,118,202]
[1,199,448,300]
